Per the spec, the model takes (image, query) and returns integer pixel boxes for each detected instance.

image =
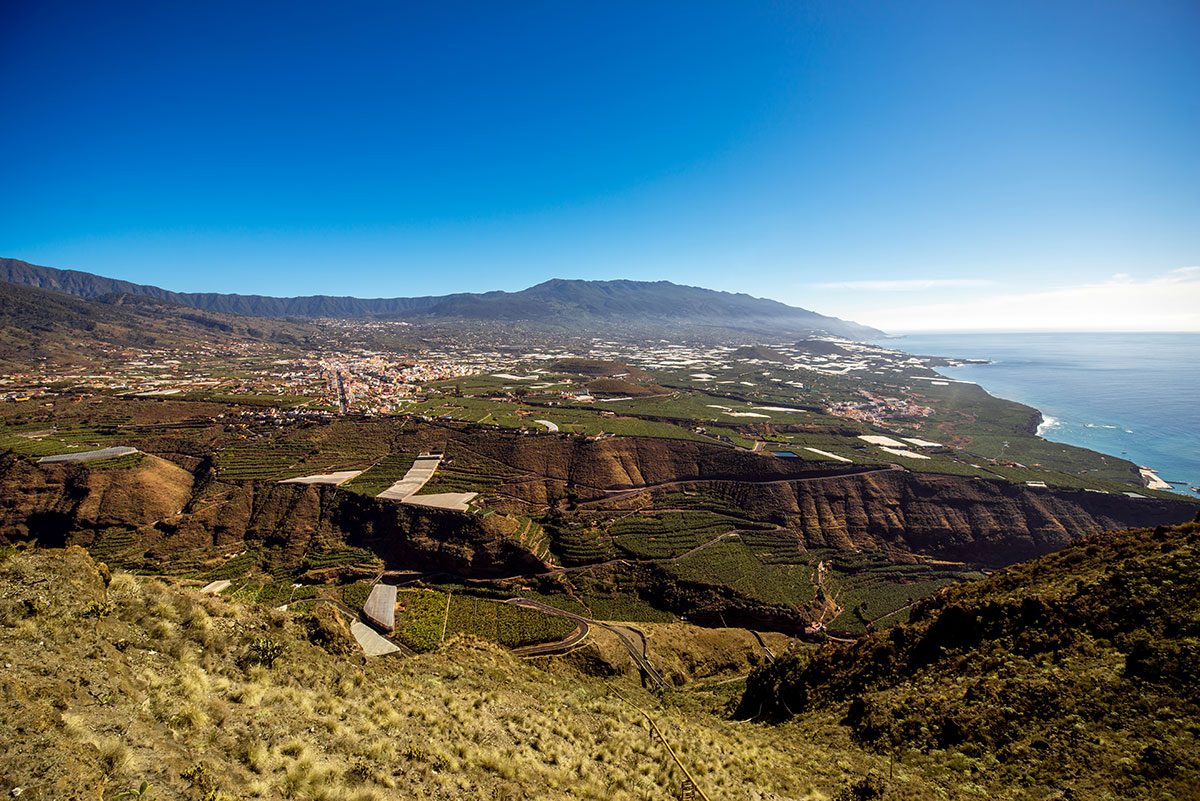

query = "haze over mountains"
[0,257,881,339]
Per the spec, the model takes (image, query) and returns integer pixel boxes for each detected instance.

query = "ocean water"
[876,332,1200,500]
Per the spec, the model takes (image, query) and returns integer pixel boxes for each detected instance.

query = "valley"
[2,278,1194,659]
[2,272,1198,800]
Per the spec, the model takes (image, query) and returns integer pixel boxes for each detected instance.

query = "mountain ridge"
[0,278,316,369]
[0,257,882,338]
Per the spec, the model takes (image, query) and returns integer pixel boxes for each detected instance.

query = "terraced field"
[223,577,318,607]
[0,422,132,458]
[507,517,555,563]
[299,546,382,574]
[649,490,761,519]
[609,511,744,559]
[666,538,819,608]
[444,594,576,648]
[418,447,526,496]
[739,529,810,565]
[577,592,675,623]
[216,442,312,480]
[340,453,419,496]
[199,550,261,581]
[85,527,137,562]
[817,548,980,636]
[548,522,618,566]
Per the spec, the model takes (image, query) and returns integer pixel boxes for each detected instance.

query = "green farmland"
[393,589,576,652]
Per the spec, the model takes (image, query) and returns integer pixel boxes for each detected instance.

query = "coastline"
[884,333,1200,500]
[1138,467,1172,491]
[993,388,1173,495]
[1028,408,1165,491]
[1035,414,1059,438]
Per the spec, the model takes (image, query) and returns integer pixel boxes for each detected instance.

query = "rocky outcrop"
[0,453,194,546]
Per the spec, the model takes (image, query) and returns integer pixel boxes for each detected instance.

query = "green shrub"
[246,637,284,668]
[84,600,114,618]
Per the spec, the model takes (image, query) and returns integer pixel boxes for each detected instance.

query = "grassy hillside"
[0,546,896,801]
[6,521,1200,800]
[738,518,1200,799]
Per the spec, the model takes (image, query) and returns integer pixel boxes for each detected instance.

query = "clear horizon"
[3,1,1198,331]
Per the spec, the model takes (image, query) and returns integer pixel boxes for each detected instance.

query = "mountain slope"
[1,258,882,338]
[0,546,901,800]
[737,518,1200,799]
[0,280,316,368]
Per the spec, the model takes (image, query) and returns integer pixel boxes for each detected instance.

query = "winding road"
[504,598,668,687]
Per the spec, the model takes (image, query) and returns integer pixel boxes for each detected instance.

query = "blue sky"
[2,1,1197,330]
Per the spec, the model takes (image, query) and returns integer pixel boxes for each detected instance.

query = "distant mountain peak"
[0,257,883,339]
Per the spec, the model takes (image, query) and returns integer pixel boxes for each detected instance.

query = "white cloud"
[857,267,1200,332]
[815,278,996,291]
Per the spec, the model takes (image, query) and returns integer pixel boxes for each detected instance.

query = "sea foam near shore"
[878,332,1200,500]
[1036,415,1060,438]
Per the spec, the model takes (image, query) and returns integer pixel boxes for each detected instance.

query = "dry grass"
[0,548,933,800]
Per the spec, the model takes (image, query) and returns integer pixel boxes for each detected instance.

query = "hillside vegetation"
[738,518,1200,800]
[4,526,1200,799]
[0,546,897,801]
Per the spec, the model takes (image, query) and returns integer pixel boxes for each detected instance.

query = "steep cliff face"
[2,438,1195,578]
[687,470,1196,566]
[0,453,194,545]
[444,431,871,503]
[441,434,1196,566]
[0,455,547,578]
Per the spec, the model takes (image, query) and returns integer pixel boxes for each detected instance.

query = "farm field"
[340,452,419,496]
[666,538,820,608]
[406,395,710,443]
[3,324,1189,680]
[417,446,527,496]
[216,442,313,480]
[814,547,983,636]
[546,521,618,566]
[608,511,747,559]
[393,589,576,652]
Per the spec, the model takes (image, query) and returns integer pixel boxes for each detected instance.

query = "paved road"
[749,630,776,664]
[506,598,668,688]
[510,620,590,656]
